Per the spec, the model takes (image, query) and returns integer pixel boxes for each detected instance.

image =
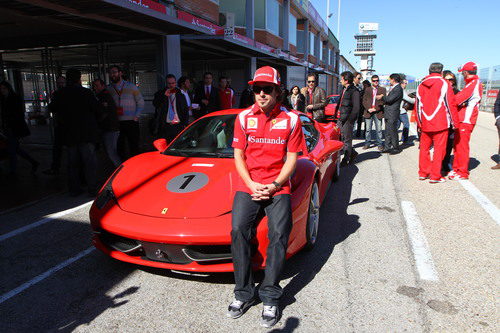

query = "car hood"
[111,153,237,219]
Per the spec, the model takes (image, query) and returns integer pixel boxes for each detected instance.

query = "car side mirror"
[153,138,168,153]
[316,140,343,161]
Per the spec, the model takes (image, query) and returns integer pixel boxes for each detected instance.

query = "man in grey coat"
[301,73,327,121]
[377,73,404,154]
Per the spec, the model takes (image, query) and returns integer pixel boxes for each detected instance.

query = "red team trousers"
[452,123,474,178]
[419,130,448,180]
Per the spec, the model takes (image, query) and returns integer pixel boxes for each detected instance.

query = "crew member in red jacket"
[218,76,236,110]
[415,62,458,183]
[449,61,482,180]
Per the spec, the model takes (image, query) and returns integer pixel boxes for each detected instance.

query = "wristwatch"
[272,181,281,191]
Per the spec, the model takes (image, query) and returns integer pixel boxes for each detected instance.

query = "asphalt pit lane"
[376,206,396,212]
[396,285,424,299]
[426,299,458,315]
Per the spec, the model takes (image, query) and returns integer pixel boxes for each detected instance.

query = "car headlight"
[95,165,123,209]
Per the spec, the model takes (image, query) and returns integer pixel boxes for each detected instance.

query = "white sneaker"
[260,305,280,328]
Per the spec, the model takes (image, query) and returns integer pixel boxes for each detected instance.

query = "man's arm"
[350,89,361,121]
[403,90,416,104]
[264,152,298,195]
[133,85,145,120]
[234,148,266,198]
[446,84,459,128]
[494,93,500,121]
[311,88,328,110]
[362,88,372,110]
[383,85,403,105]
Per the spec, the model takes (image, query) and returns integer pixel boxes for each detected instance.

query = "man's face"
[109,67,122,83]
[307,76,317,89]
[371,77,379,87]
[401,80,407,88]
[340,77,347,87]
[389,78,395,86]
[220,78,227,89]
[166,77,176,90]
[204,74,213,86]
[56,77,66,90]
[354,74,361,85]
[253,83,278,111]
[184,79,191,90]
[92,81,104,93]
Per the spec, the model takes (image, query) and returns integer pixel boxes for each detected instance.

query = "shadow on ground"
[0,218,137,333]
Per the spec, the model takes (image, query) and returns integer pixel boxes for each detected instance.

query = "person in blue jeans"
[362,75,386,150]
[399,79,415,145]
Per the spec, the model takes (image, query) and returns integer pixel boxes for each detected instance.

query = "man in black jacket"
[49,68,100,196]
[336,71,360,166]
[152,74,189,142]
[377,73,404,154]
[493,92,500,170]
[193,72,219,119]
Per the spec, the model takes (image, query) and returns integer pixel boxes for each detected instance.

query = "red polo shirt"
[232,103,305,195]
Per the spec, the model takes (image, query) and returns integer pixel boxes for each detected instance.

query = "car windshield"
[329,96,340,104]
[164,114,237,158]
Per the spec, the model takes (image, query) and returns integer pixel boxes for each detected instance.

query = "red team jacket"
[454,75,482,125]
[415,73,459,132]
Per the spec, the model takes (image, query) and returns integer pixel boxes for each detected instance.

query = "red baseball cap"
[458,61,477,72]
[248,66,281,86]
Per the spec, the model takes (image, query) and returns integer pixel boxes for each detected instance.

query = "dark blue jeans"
[67,142,97,194]
[231,191,292,306]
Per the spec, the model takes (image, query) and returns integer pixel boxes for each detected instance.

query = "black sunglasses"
[252,85,275,94]
[307,80,316,83]
[372,79,379,82]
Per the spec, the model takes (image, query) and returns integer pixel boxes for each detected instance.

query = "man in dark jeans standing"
[493,92,500,170]
[107,65,144,161]
[377,73,403,154]
[336,71,360,166]
[227,66,304,328]
[49,68,100,196]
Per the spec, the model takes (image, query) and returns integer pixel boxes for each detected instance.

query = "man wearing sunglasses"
[301,73,327,121]
[228,66,305,328]
[362,74,386,150]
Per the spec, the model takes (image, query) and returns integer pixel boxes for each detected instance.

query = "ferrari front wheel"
[304,182,320,251]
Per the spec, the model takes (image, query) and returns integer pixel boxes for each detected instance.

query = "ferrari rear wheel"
[304,182,320,251]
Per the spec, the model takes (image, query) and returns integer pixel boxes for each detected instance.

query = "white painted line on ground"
[401,201,439,281]
[459,180,500,226]
[0,247,95,305]
[0,201,93,242]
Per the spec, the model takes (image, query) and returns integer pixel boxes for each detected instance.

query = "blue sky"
[310,0,500,79]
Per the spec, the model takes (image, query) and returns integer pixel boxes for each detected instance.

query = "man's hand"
[376,94,384,100]
[368,108,376,113]
[201,99,209,106]
[306,104,314,111]
[248,181,270,201]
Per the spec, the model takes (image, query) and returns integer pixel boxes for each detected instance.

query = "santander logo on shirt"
[248,136,286,144]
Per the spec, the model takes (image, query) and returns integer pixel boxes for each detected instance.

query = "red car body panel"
[324,94,340,117]
[90,109,342,272]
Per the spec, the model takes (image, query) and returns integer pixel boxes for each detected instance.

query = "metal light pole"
[326,0,330,27]
[337,0,341,40]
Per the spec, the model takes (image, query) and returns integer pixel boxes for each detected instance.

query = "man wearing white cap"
[449,61,482,180]
[227,66,305,328]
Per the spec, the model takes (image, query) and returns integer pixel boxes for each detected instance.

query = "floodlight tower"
[354,23,378,79]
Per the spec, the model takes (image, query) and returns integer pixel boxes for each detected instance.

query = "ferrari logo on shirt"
[271,118,287,130]
[161,208,168,214]
[247,118,258,129]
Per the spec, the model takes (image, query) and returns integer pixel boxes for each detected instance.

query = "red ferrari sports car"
[90,109,343,272]
[324,94,340,119]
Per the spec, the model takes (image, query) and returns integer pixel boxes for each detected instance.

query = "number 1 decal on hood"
[167,172,209,193]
